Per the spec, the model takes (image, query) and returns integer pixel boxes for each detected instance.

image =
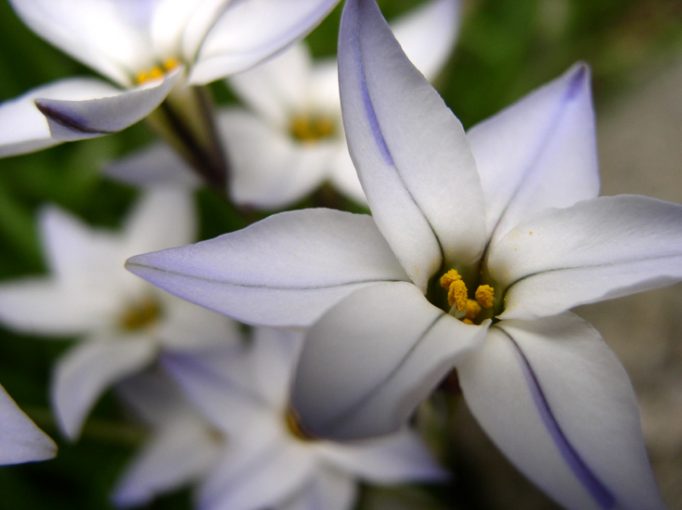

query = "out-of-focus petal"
[123,187,196,255]
[318,429,446,483]
[0,384,56,465]
[392,0,460,81]
[35,70,179,142]
[328,148,368,205]
[468,63,600,241]
[292,282,486,440]
[0,78,119,157]
[113,416,219,508]
[103,142,199,189]
[52,337,157,439]
[126,209,408,327]
[151,0,231,62]
[281,467,356,510]
[199,440,316,510]
[228,43,313,126]
[8,0,156,85]
[190,0,340,84]
[339,0,485,290]
[222,109,335,209]
[491,195,682,320]
[458,314,664,510]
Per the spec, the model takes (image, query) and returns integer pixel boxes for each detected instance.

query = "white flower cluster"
[0,0,680,509]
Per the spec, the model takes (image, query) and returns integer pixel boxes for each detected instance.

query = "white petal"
[123,187,196,255]
[190,0,340,84]
[52,338,157,439]
[161,347,269,435]
[0,278,113,335]
[9,0,157,86]
[491,195,682,320]
[338,0,485,290]
[113,417,218,508]
[199,441,316,510]
[249,327,303,409]
[103,142,199,189]
[34,71,179,142]
[0,384,56,465]
[458,314,664,510]
[292,282,486,440]
[39,204,121,281]
[318,429,446,483]
[281,468,356,510]
[127,209,408,327]
[228,43,313,126]
[0,78,119,157]
[157,296,243,351]
[221,109,335,209]
[392,0,460,81]
[468,63,600,241]
[151,0,231,62]
[328,147,368,205]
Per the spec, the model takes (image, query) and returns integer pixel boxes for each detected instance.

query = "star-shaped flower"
[114,327,445,510]
[0,383,56,465]
[126,0,682,507]
[104,0,460,207]
[0,0,339,186]
[0,188,235,439]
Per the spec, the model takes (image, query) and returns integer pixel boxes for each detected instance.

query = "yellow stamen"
[163,57,180,71]
[447,279,469,312]
[475,284,495,309]
[289,113,336,142]
[462,318,474,325]
[465,299,481,321]
[284,408,314,441]
[119,296,162,331]
[439,269,462,290]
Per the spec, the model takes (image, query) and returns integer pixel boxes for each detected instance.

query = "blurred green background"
[0,0,680,508]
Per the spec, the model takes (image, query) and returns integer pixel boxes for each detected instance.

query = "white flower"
[126,0,682,507]
[104,0,460,208]
[115,328,445,510]
[0,383,56,465]
[0,0,340,185]
[0,188,235,440]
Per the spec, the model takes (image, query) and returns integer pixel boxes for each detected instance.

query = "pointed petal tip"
[565,62,591,100]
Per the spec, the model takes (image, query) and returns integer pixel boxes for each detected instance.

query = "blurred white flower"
[126,0,682,507]
[0,383,56,465]
[105,0,460,208]
[0,0,339,186]
[114,327,445,510]
[0,188,236,439]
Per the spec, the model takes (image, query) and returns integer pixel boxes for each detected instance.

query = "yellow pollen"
[163,57,180,71]
[465,299,481,321]
[439,269,462,290]
[475,284,495,309]
[462,318,474,325]
[447,279,469,312]
[289,113,336,142]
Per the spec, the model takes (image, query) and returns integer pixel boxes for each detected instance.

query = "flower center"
[135,57,180,85]
[118,295,162,331]
[288,113,337,143]
[284,407,315,442]
[439,269,495,325]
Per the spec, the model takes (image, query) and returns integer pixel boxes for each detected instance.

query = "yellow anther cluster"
[439,268,496,324]
[135,57,180,85]
[118,296,161,331]
[475,284,495,309]
[289,113,336,143]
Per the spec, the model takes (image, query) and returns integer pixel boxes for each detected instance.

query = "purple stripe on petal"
[343,0,395,166]
[509,338,616,509]
[35,101,113,135]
